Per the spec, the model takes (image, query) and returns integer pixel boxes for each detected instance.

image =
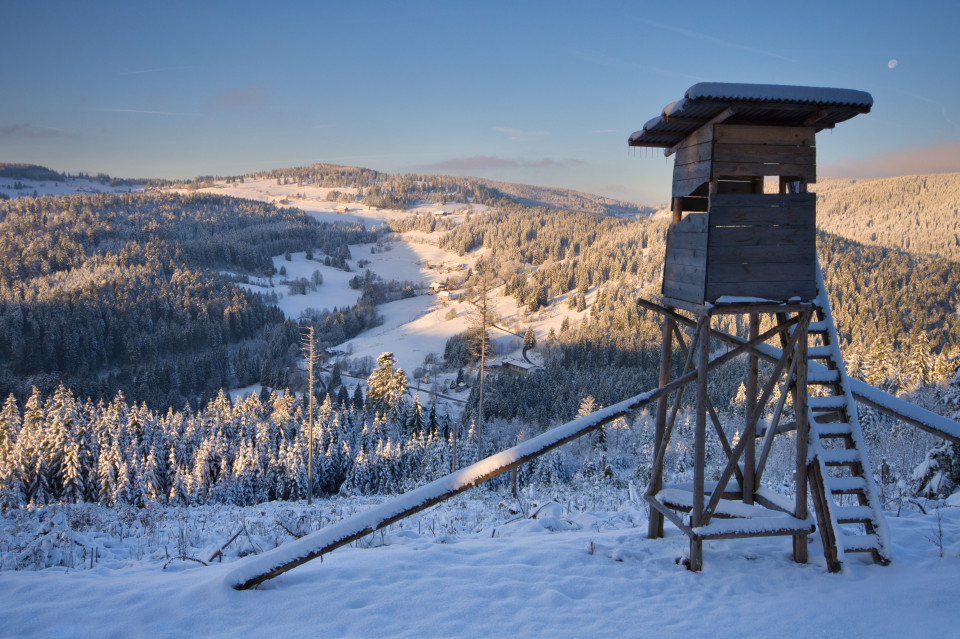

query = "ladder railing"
[803,263,891,569]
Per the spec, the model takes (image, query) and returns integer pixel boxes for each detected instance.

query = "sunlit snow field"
[1,493,958,638]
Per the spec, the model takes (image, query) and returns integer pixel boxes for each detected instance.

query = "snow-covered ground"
[0,176,143,199]
[183,178,486,228]
[204,177,605,381]
[1,494,957,638]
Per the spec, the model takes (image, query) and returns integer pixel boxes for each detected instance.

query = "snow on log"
[847,378,960,444]
[227,387,660,590]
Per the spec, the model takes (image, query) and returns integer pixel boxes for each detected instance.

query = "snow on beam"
[847,378,960,444]
[228,388,659,590]
[228,323,789,590]
[639,299,960,445]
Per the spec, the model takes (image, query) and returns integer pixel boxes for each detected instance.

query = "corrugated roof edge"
[685,82,873,107]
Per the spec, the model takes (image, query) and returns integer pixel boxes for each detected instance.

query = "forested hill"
[470,178,654,218]
[187,163,651,219]
[0,192,381,409]
[815,172,960,262]
[426,200,960,391]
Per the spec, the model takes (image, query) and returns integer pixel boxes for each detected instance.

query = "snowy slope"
[1,497,957,638]
[0,176,143,199]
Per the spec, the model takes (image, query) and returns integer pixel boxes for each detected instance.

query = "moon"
[888,59,898,69]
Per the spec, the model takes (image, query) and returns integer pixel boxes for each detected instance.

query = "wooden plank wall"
[706,193,816,301]
[712,124,816,183]
[672,126,713,198]
[663,213,707,304]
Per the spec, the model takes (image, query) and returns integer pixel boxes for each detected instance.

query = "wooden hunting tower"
[632,82,872,305]
[631,83,890,572]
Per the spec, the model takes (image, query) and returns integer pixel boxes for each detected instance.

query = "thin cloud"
[420,155,585,172]
[635,18,795,62]
[821,141,960,179]
[493,127,549,141]
[209,85,269,111]
[94,108,194,116]
[569,48,702,82]
[902,92,960,130]
[120,66,192,76]
[0,123,70,139]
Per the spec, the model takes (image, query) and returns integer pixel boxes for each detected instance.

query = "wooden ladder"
[803,263,891,571]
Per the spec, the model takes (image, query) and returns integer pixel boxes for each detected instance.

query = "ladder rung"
[813,411,847,424]
[807,369,840,384]
[842,533,880,553]
[826,476,867,494]
[814,422,853,437]
[809,395,847,410]
[808,345,835,359]
[808,320,830,333]
[835,505,875,524]
[819,449,862,466]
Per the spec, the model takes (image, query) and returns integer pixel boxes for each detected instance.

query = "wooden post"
[648,313,674,539]
[690,314,710,571]
[300,326,316,506]
[793,311,809,563]
[744,314,759,503]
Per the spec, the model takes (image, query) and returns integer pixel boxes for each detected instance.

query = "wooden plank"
[707,280,817,301]
[708,261,814,284]
[675,139,713,166]
[709,194,815,226]
[646,495,696,537]
[662,277,705,304]
[709,209,814,227]
[714,124,815,146]
[664,259,707,284]
[695,519,815,540]
[709,243,813,264]
[794,313,809,564]
[847,378,960,444]
[691,316,711,571]
[673,158,711,183]
[235,352,765,589]
[711,193,815,209]
[680,121,715,149]
[715,180,757,195]
[674,212,707,233]
[709,225,815,248]
[744,314,758,504]
[714,143,815,166]
[649,316,675,540]
[664,246,708,267]
[713,161,816,181]
[673,175,710,199]
[668,229,708,250]
[667,108,731,157]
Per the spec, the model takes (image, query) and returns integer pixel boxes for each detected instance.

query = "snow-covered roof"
[629,82,873,148]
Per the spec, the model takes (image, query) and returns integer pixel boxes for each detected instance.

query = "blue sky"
[2,0,959,204]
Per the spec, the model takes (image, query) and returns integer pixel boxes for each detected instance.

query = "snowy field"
[0,176,142,199]
[1,493,958,638]
[204,177,601,380]
[182,178,487,228]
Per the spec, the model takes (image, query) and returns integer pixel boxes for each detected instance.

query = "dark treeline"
[0,192,382,410]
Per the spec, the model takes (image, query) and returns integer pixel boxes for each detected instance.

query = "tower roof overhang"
[629,82,873,149]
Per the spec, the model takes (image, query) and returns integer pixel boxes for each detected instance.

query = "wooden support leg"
[809,460,841,572]
[689,315,710,572]
[793,312,810,564]
[744,314,758,504]
[648,315,674,540]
